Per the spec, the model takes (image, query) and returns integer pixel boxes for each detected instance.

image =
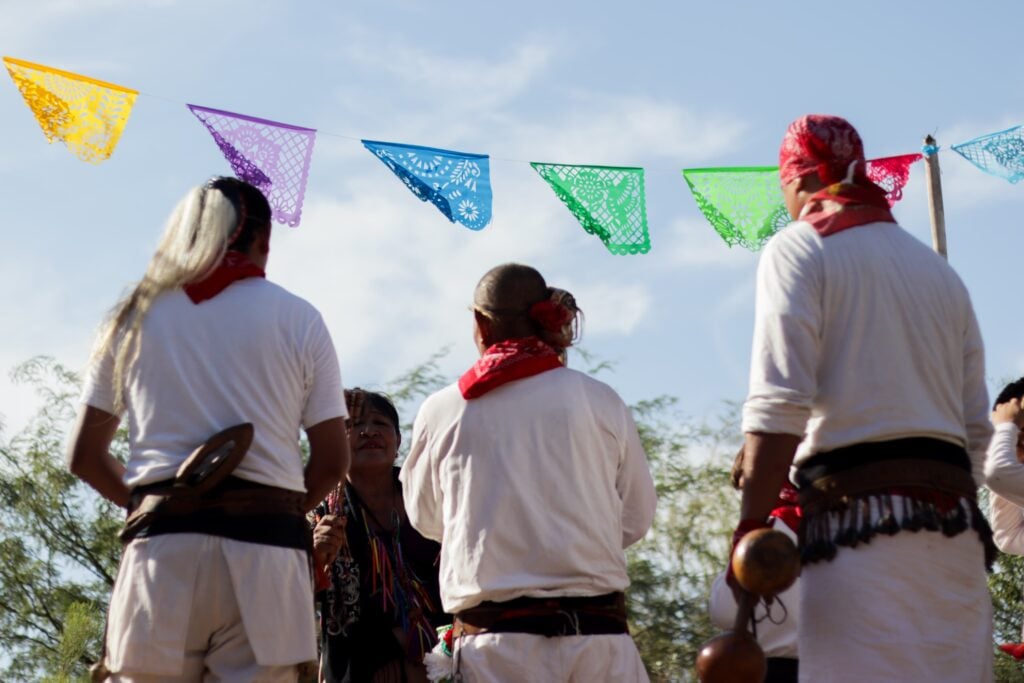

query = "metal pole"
[922,135,948,258]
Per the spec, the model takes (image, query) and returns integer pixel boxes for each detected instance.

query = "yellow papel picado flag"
[4,56,138,163]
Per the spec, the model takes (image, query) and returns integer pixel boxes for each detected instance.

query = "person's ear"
[474,309,493,347]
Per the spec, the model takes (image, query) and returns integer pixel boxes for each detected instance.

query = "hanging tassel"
[941,499,969,537]
[857,496,874,545]
[876,492,900,536]
[835,504,858,548]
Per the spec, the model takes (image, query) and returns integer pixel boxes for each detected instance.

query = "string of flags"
[4,55,1023,254]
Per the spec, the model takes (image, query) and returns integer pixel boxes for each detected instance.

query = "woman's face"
[348,408,400,473]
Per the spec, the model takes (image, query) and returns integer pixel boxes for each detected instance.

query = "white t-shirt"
[82,278,346,492]
[400,366,658,614]
[742,221,991,481]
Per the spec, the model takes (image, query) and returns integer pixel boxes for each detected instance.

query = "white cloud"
[660,214,759,269]
[337,31,555,113]
[0,0,176,55]
[502,94,746,165]
[0,251,97,433]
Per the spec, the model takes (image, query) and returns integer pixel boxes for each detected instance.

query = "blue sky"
[2,0,1023,433]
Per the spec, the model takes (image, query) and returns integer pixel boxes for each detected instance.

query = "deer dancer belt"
[794,437,995,569]
[119,423,309,551]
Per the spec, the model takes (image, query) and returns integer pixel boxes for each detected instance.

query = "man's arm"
[303,417,349,512]
[984,399,1024,508]
[67,405,129,507]
[619,407,657,548]
[962,306,992,484]
[399,410,443,542]
[740,432,802,522]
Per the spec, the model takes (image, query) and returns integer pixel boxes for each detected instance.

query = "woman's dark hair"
[208,176,272,253]
[994,377,1024,410]
[353,389,401,435]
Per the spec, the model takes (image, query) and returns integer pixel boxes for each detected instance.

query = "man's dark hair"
[994,377,1024,409]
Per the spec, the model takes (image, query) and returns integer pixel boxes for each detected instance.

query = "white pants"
[451,632,649,682]
[106,534,312,683]
[799,529,993,683]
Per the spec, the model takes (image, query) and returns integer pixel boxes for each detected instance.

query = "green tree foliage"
[991,551,1024,682]
[0,358,124,680]
[625,397,740,682]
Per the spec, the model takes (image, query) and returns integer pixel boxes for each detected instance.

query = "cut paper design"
[3,56,137,163]
[865,154,922,206]
[682,167,789,251]
[531,163,650,255]
[362,140,492,230]
[952,126,1024,184]
[189,104,316,227]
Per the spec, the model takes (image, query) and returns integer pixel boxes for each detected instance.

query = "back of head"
[779,114,870,188]
[96,176,272,412]
[473,263,582,351]
[995,378,1024,409]
[153,176,272,285]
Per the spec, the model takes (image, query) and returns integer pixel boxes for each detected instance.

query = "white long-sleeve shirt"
[985,423,1024,553]
[400,366,657,614]
[985,422,1024,640]
[742,221,991,480]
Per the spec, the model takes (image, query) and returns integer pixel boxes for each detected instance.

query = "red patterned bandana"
[458,337,563,400]
[183,251,265,304]
[779,114,867,187]
[797,182,895,237]
[770,481,802,534]
[780,114,894,237]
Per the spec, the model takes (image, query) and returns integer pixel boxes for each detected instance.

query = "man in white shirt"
[68,177,349,682]
[735,116,994,682]
[401,263,657,682]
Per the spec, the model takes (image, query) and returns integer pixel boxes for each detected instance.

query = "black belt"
[122,476,310,551]
[455,592,629,638]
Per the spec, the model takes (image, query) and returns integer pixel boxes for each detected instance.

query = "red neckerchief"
[458,337,563,400]
[770,481,802,534]
[183,251,265,304]
[799,181,895,238]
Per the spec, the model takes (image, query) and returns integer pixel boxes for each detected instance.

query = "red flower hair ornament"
[529,299,573,333]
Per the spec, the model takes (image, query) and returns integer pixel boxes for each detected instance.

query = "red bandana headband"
[779,114,869,187]
[779,114,894,237]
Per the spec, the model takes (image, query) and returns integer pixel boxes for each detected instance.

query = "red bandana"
[458,337,563,400]
[779,114,895,237]
[770,481,803,534]
[183,251,265,304]
[797,181,895,237]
